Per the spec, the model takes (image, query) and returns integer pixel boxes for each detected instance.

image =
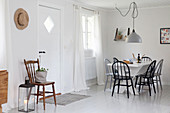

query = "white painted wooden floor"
[8,85,170,113]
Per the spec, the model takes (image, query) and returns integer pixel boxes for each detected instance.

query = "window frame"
[82,14,94,50]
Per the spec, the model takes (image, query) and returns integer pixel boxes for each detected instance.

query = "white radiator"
[85,57,97,80]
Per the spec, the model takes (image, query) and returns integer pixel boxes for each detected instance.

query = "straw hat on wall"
[14,8,29,30]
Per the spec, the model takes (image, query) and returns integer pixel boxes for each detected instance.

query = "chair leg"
[37,86,40,104]
[43,86,46,110]
[104,76,109,91]
[131,79,135,95]
[138,77,142,93]
[112,79,117,96]
[117,80,120,94]
[142,78,145,91]
[156,76,159,91]
[126,79,129,98]
[110,76,113,89]
[147,78,151,96]
[158,76,163,90]
[135,76,138,88]
[52,84,57,106]
[152,78,156,94]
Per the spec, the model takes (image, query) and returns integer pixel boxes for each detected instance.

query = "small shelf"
[114,28,130,42]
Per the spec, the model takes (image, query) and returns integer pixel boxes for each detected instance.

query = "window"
[82,15,94,50]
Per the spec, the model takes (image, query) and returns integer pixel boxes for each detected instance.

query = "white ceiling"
[75,0,170,9]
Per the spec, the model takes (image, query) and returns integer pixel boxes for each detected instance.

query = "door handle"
[39,51,46,54]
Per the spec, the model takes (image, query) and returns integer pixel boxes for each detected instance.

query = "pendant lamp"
[116,2,142,43]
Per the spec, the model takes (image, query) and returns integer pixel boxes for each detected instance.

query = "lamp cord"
[115,2,138,30]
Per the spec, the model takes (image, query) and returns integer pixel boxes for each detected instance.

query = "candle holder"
[18,77,35,112]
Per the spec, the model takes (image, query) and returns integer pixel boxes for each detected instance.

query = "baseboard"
[86,78,97,86]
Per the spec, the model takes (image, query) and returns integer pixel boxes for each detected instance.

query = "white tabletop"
[127,62,150,67]
[107,61,151,68]
[107,61,151,76]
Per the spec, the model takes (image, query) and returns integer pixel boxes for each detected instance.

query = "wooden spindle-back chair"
[24,59,56,110]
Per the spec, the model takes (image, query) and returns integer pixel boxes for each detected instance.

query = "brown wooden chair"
[24,58,56,110]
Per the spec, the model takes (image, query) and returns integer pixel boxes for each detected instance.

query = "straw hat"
[14,8,29,30]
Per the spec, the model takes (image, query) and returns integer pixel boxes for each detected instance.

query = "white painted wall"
[7,0,38,109]
[106,6,170,85]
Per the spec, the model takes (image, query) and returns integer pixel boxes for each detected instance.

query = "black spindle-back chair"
[137,60,157,96]
[113,57,119,63]
[112,61,135,98]
[154,59,164,90]
[141,56,152,62]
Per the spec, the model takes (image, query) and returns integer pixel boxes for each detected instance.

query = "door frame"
[37,1,64,92]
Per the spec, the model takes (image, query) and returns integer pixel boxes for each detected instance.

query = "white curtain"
[0,0,7,69]
[73,5,88,91]
[94,13,105,85]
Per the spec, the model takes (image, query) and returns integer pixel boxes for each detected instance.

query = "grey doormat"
[40,93,90,106]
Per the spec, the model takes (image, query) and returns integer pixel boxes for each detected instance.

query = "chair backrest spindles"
[104,59,112,74]
[112,61,130,79]
[24,59,40,83]
[155,59,164,75]
[141,56,152,62]
[145,60,156,78]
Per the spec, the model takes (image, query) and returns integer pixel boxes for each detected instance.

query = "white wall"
[106,6,170,85]
[7,0,38,109]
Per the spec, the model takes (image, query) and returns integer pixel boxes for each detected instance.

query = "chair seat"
[154,73,161,76]
[139,80,154,85]
[32,81,55,86]
[138,74,153,78]
[136,72,155,78]
[105,73,113,76]
[114,76,133,80]
[135,72,145,77]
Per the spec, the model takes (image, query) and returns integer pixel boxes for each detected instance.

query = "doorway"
[38,4,62,92]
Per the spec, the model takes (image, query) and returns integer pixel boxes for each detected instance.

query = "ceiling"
[75,0,170,9]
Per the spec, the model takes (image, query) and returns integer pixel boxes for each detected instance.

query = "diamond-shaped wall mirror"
[44,16,54,33]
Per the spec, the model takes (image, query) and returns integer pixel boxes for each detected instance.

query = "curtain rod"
[73,4,95,12]
[82,7,95,12]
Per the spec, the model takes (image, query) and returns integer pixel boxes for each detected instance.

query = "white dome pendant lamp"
[128,29,142,43]
[116,2,142,43]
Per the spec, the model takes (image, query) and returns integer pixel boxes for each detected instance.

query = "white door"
[38,5,61,92]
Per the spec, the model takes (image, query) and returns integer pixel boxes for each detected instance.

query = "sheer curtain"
[73,5,88,91]
[94,12,105,85]
[0,0,7,69]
